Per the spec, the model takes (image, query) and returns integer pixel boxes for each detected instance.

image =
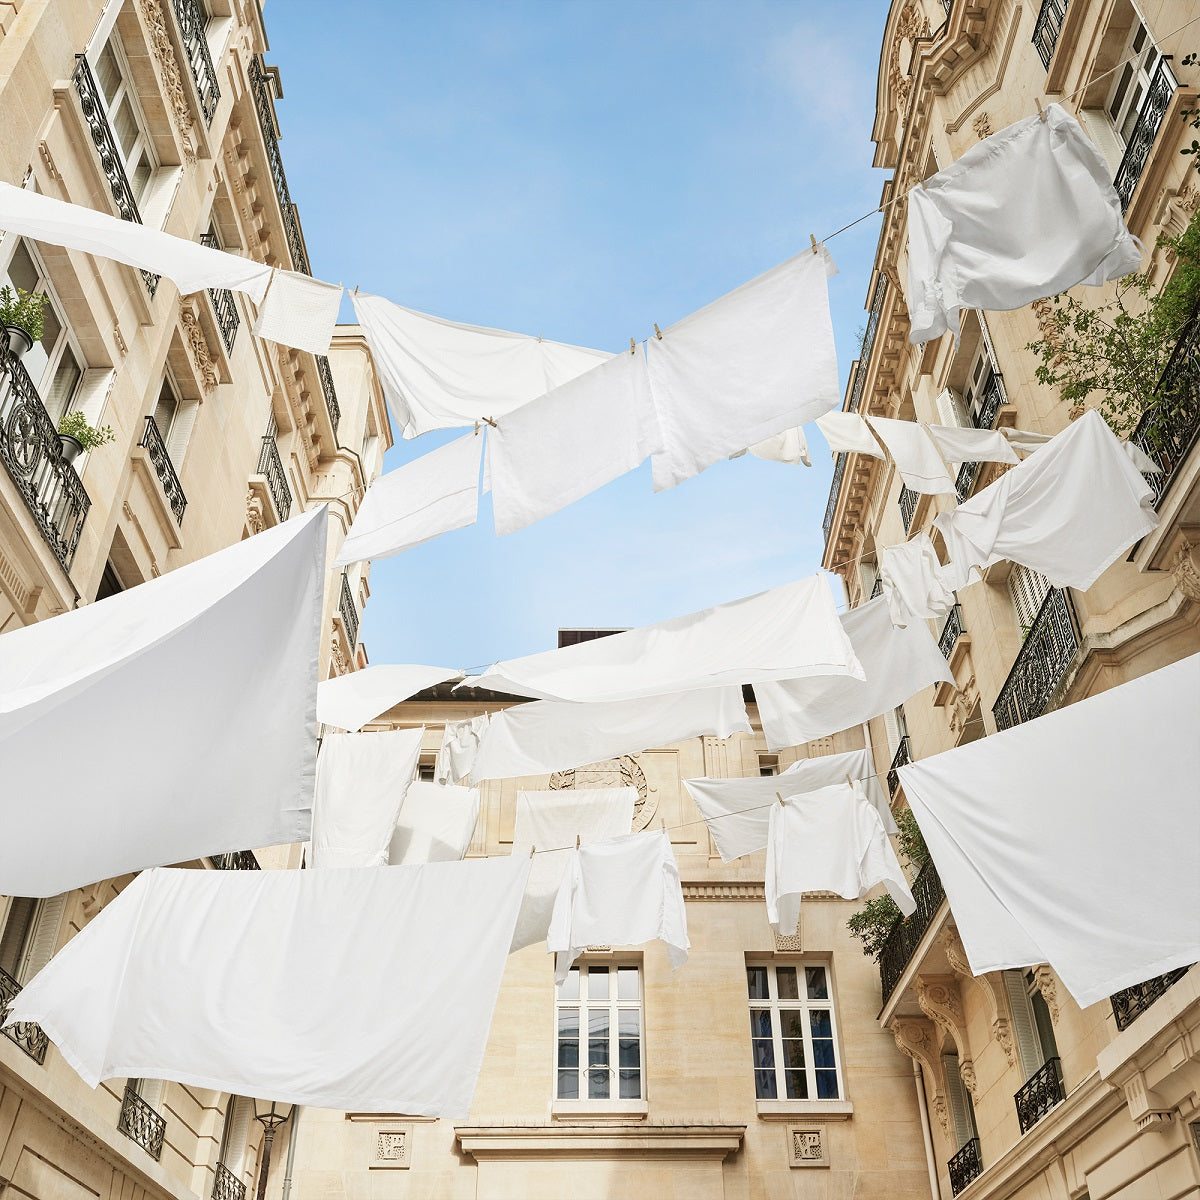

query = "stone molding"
[455,1123,745,1161]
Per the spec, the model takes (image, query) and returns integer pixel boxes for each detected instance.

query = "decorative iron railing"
[118,1082,167,1160]
[339,571,359,649]
[212,850,260,871]
[212,1161,246,1200]
[198,232,240,352]
[993,588,1079,731]
[973,372,1007,432]
[941,0,953,12]
[956,458,980,502]
[1114,58,1177,212]
[939,604,964,660]
[1015,1056,1065,1134]
[822,452,847,546]
[72,55,158,296]
[316,354,341,440]
[879,859,945,1002]
[171,0,219,125]
[0,965,49,1064]
[140,415,187,525]
[871,575,884,600]
[899,484,918,532]
[887,735,911,799]
[848,276,889,415]
[1032,0,1068,69]
[948,1137,982,1196]
[256,433,292,522]
[1111,967,1190,1031]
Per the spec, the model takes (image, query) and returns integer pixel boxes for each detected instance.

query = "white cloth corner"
[388,780,480,866]
[1123,440,1162,474]
[880,533,957,628]
[999,426,1055,457]
[436,713,491,784]
[814,410,886,458]
[252,270,344,354]
[317,664,464,732]
[926,423,1020,466]
[547,829,688,983]
[866,416,956,495]
[335,432,483,566]
[748,425,811,466]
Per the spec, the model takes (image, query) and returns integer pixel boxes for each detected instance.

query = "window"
[883,705,909,758]
[758,754,779,777]
[416,761,436,783]
[217,1095,251,1179]
[944,1052,978,1149]
[93,33,157,203]
[555,962,643,1102]
[1009,565,1052,631]
[747,962,842,1101]
[151,369,198,465]
[1106,15,1161,147]
[1002,968,1059,1078]
[0,894,65,984]
[152,375,179,444]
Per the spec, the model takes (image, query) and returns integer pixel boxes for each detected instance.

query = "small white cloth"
[472,688,750,781]
[906,103,1142,344]
[646,247,840,491]
[510,788,635,952]
[683,746,893,863]
[317,664,464,732]
[311,729,424,869]
[0,507,325,897]
[388,781,480,866]
[488,348,658,535]
[350,292,610,438]
[766,784,915,936]
[436,713,491,784]
[755,597,955,750]
[335,432,483,566]
[926,424,1020,466]
[880,533,957,628]
[999,426,1055,457]
[547,829,688,983]
[4,859,529,1115]
[1123,439,1162,474]
[935,410,1157,592]
[748,426,811,466]
[252,269,344,355]
[814,410,885,458]
[898,651,1200,1007]
[866,416,955,495]
[462,575,860,703]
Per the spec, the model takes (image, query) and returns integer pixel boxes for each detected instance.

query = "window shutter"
[942,1053,976,1148]
[935,388,970,429]
[882,707,902,757]
[17,894,66,983]
[139,1077,165,1108]
[1002,969,1043,1079]
[74,368,116,428]
[1008,566,1052,630]
[0,896,38,977]
[1078,108,1126,173]
[166,398,199,466]
[221,1096,252,1175]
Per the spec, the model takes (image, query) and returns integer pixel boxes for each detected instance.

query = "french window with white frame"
[93,31,158,205]
[555,962,643,1102]
[748,962,842,1101]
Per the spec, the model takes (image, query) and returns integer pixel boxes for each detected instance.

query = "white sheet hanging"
[814,410,886,458]
[646,247,840,491]
[866,416,956,495]
[388,781,480,865]
[334,432,483,566]
[880,533,957,628]
[748,426,811,466]
[4,859,529,1115]
[461,575,860,703]
[754,597,955,751]
[547,829,688,983]
[509,788,636,952]
[350,292,611,438]
[252,270,344,355]
[317,664,464,732]
[311,729,424,869]
[897,652,1200,1007]
[999,426,1054,457]
[926,423,1020,466]
[935,410,1157,591]
[906,104,1142,344]
[436,713,490,784]
[0,508,325,897]
[472,688,750,781]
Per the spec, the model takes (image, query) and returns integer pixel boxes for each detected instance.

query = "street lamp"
[252,1098,294,1200]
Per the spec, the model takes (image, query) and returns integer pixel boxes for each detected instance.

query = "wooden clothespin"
[810,234,819,254]
[653,323,663,340]
[537,333,543,343]
[480,415,498,429]
[352,285,359,296]
[474,420,481,437]
[845,775,854,788]
[776,791,786,806]
[1036,97,1047,123]
[529,844,536,859]
[660,818,667,832]
[629,337,636,356]
[576,834,581,849]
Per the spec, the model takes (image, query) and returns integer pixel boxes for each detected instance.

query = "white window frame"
[92,29,159,206]
[1106,12,1162,148]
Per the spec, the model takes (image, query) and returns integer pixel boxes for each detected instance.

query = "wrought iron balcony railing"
[993,587,1079,731]
[316,354,341,440]
[939,604,964,660]
[1115,57,1178,212]
[1111,966,1190,1031]
[171,0,219,124]
[339,571,359,649]
[140,415,187,525]
[212,850,260,871]
[972,372,1007,432]
[879,858,946,1002]
[822,452,848,546]
[72,55,158,297]
[948,1137,982,1196]
[1032,0,1068,70]
[0,965,49,1064]
[871,575,884,600]
[212,1161,247,1200]
[118,1082,167,1160]
[887,735,911,799]
[899,484,918,532]
[1014,1056,1065,1134]
[956,458,980,503]
[848,276,889,415]
[257,433,292,522]
[198,232,240,352]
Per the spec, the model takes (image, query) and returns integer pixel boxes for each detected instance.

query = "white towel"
[925,423,1020,467]
[814,410,886,458]
[880,533,957,628]
[389,781,480,866]
[866,416,956,495]
[253,269,344,355]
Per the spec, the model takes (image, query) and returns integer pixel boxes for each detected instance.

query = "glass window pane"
[751,1038,775,1071]
[618,1010,640,1037]
[587,1039,608,1067]
[7,241,40,293]
[618,1069,641,1099]
[96,43,122,105]
[38,303,62,358]
[805,966,829,1000]
[809,1010,833,1040]
[114,97,140,159]
[617,966,639,1001]
[44,345,81,424]
[783,1039,806,1070]
[557,1009,579,1038]
[557,1041,578,1068]
[776,967,799,999]
[811,1038,837,1070]
[130,155,152,203]
[556,1069,579,1100]
[154,379,178,439]
[746,966,769,1000]
[754,1068,778,1099]
[618,1038,640,1069]
[587,1068,609,1100]
[587,1010,609,1039]
[781,1011,805,1040]
[815,1070,839,1100]
[784,1068,809,1100]
[587,966,610,1000]
[749,1009,773,1039]
[558,968,579,1000]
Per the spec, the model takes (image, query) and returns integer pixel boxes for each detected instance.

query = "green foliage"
[0,285,48,342]
[845,805,930,960]
[58,409,116,452]
[894,805,929,871]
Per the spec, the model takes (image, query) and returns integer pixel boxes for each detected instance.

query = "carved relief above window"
[549,756,655,828]
[889,3,930,116]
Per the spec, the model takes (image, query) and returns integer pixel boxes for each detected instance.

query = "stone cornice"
[455,1123,745,1161]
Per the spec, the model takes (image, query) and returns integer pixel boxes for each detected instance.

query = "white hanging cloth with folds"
[866,416,956,494]
[461,575,860,703]
[766,783,915,936]
[310,729,424,868]
[335,431,483,566]
[935,410,1157,591]
[548,829,688,983]
[3,859,529,1115]
[317,664,464,732]
[1002,425,1161,475]
[646,247,840,491]
[350,292,610,438]
[436,713,490,784]
[0,507,325,897]
[814,410,885,458]
[906,103,1142,344]
[253,270,344,355]
[488,347,659,534]
[388,781,480,865]
[748,425,811,466]
[898,652,1200,1007]
[472,688,750,781]
[683,746,893,863]
[880,533,957,628]
[755,597,955,751]
[925,423,1020,466]
[509,789,636,952]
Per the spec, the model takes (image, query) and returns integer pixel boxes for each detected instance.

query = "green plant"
[58,409,116,452]
[0,285,48,342]
[893,805,930,871]
[845,806,930,959]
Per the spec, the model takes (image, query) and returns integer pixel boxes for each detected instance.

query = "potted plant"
[0,285,48,359]
[58,410,116,464]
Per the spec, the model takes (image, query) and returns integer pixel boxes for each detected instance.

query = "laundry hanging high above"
[814,410,885,458]
[436,713,491,784]
[880,533,957,628]
[925,422,1021,468]
[253,269,345,355]
[866,416,956,495]
[389,781,481,866]
[317,664,465,732]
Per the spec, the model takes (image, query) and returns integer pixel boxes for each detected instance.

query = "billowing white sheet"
[436,714,490,784]
[880,533,957,628]
[748,426,811,466]
[814,410,885,458]
[389,781,480,865]
[926,423,1020,467]
[317,664,464,732]
[866,416,955,495]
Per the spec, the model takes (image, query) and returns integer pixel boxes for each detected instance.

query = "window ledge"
[756,1099,853,1121]
[552,1100,648,1121]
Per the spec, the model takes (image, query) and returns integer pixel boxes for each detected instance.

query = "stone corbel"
[1031,965,1060,1024]
[1170,536,1200,603]
[891,1017,950,1136]
[1123,1072,1175,1131]
[942,925,1017,1067]
[916,975,976,1093]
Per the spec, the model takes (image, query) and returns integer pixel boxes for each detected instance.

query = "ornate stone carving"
[246,489,265,536]
[1171,538,1200,602]
[891,1016,949,1134]
[788,1127,828,1168]
[959,1059,978,1095]
[1068,402,1087,421]
[1030,297,1067,369]
[888,3,928,117]
[1032,964,1060,1023]
[971,111,993,139]
[180,306,219,393]
[774,932,803,952]
[329,623,349,676]
[942,926,1017,1066]
[139,0,198,164]
[916,975,974,1089]
[949,673,978,734]
[549,756,656,827]
[371,1124,413,1169]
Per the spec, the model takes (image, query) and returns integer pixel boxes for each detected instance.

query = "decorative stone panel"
[370,1124,413,1169]
[788,1125,828,1168]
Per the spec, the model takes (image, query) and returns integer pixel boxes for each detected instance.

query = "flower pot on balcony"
[4,323,34,360]
[59,433,83,464]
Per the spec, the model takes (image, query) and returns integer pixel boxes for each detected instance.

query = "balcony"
[871,575,884,600]
[339,571,360,649]
[1014,1056,1065,1134]
[1032,0,1068,70]
[948,1137,982,1196]
[171,0,219,125]
[955,458,980,503]
[316,354,341,441]
[0,340,91,574]
[992,588,1079,731]
[879,859,946,1002]
[848,275,889,415]
[257,434,293,522]
[212,850,260,871]
[938,604,965,660]
[972,372,1007,432]
[118,1082,167,1160]
[887,735,912,799]
[899,484,918,532]
[0,965,49,1064]
[199,232,240,352]
[1114,58,1178,212]
[140,415,187,525]
[822,452,848,545]
[212,1161,247,1200]
[1110,967,1190,1031]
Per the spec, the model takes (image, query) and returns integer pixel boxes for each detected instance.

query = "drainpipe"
[280,1106,301,1200]
[914,1060,942,1200]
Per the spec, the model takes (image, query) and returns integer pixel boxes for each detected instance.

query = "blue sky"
[265,0,893,669]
